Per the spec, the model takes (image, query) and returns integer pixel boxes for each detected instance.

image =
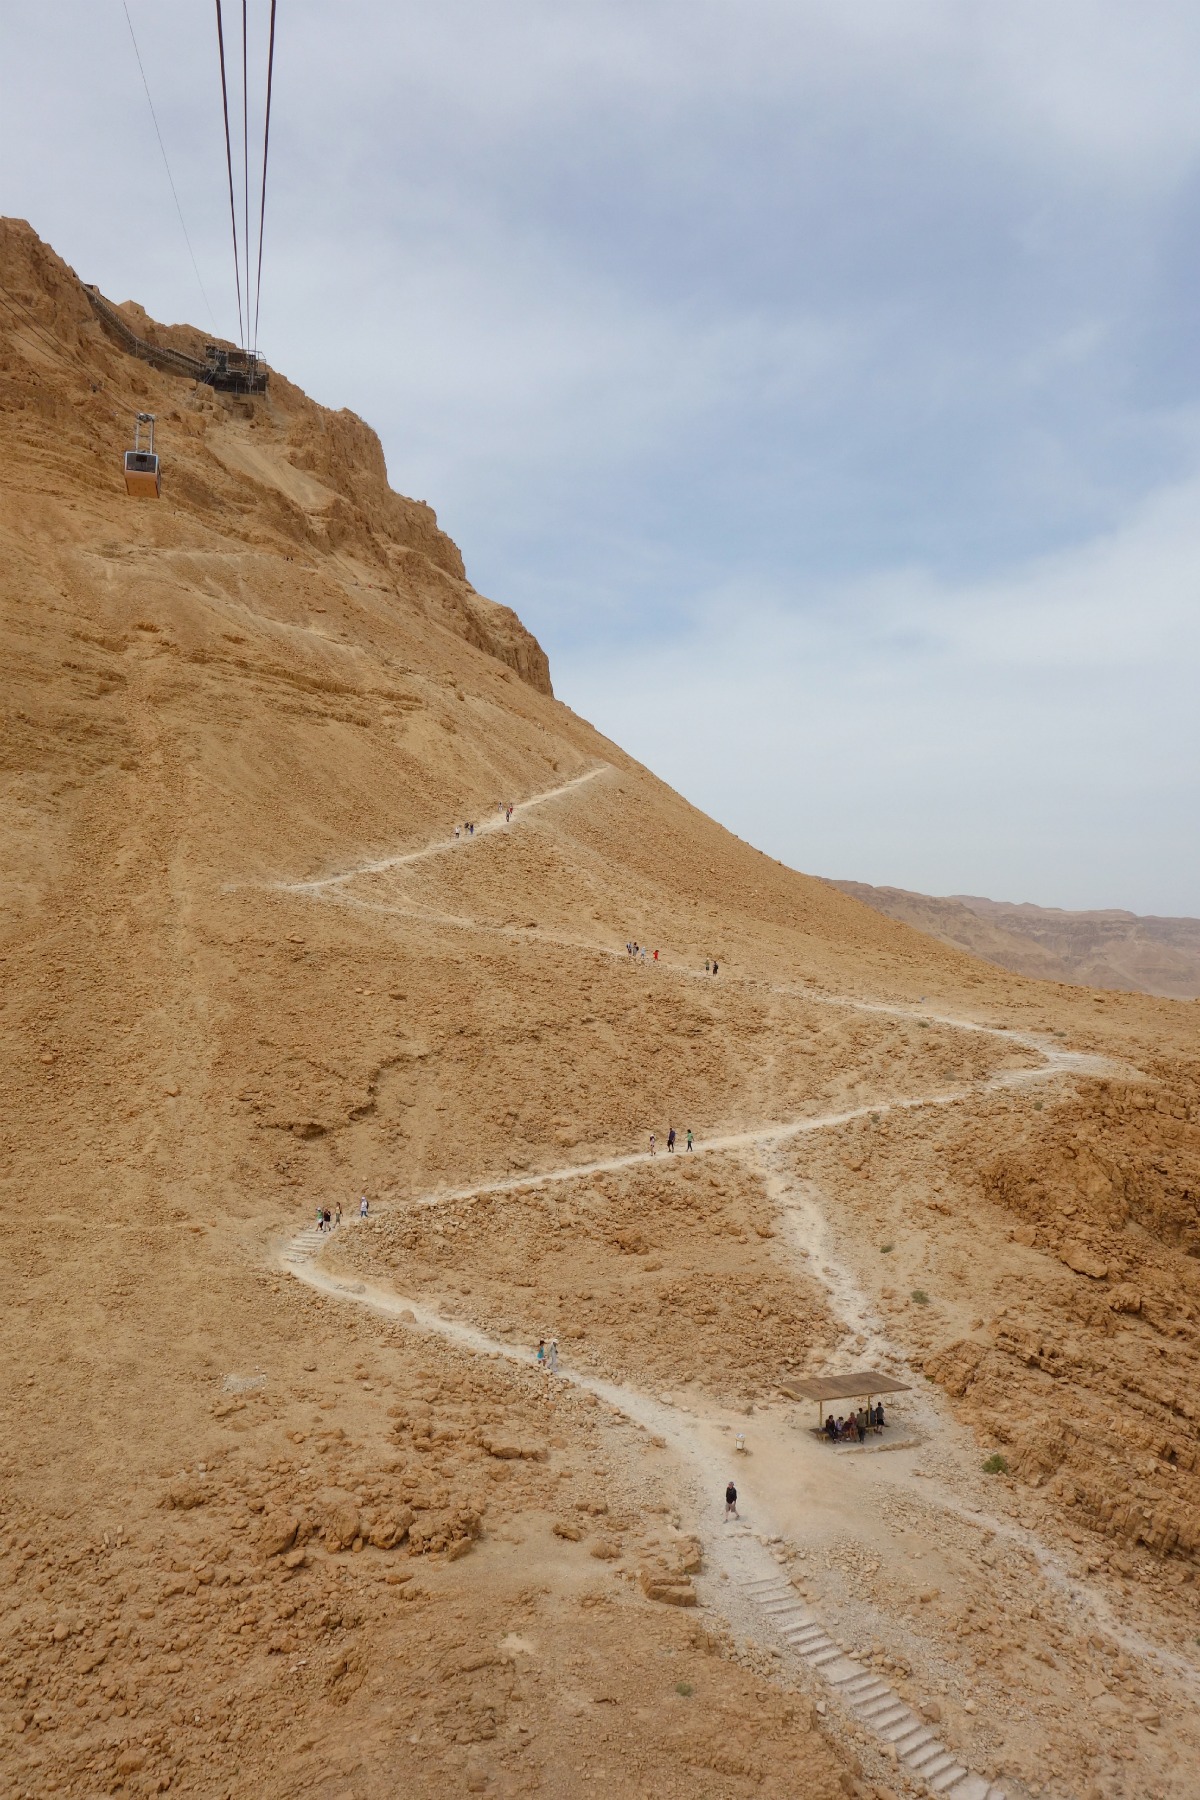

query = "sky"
[3,1,1199,914]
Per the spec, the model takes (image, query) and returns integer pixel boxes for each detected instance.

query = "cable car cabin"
[202,345,269,394]
[123,413,160,499]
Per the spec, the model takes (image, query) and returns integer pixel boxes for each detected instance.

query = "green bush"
[675,1682,693,1697]
[911,1289,930,1306]
[880,1243,894,1254]
[983,1453,1009,1475]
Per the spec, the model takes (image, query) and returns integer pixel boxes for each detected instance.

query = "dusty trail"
[280,1224,1007,1800]
[264,764,1166,1799]
[276,763,609,894]
[406,1048,1100,1214]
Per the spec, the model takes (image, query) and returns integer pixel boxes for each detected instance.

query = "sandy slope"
[2,218,1199,1800]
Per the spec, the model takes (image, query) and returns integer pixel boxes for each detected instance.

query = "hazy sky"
[5,2,1199,912]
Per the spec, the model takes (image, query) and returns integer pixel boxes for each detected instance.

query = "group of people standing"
[649,1128,693,1155]
[315,1195,370,1233]
[824,1403,885,1444]
[624,941,721,978]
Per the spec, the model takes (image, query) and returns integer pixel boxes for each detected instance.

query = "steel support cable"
[252,0,278,353]
[120,2,217,331]
[241,0,251,353]
[214,0,245,347]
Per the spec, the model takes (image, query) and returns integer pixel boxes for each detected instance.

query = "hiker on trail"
[705,959,710,974]
[653,948,659,962]
[506,805,513,822]
[725,1481,739,1520]
[667,1127,676,1152]
[712,960,719,976]
[686,1129,694,1152]
[316,1206,325,1233]
[536,1339,546,1372]
[549,1339,559,1374]
[626,941,633,957]
[323,1209,332,1230]
[454,825,461,839]
[335,1203,343,1228]
[641,947,647,963]
[359,1195,369,1220]
[649,1133,656,1156]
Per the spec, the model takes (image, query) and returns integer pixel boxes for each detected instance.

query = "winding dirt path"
[261,764,1176,1798]
[279,1223,1006,1800]
[277,763,610,894]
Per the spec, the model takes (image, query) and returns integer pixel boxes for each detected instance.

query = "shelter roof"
[779,1370,912,1404]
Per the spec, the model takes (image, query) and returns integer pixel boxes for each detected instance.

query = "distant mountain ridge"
[829,882,1200,999]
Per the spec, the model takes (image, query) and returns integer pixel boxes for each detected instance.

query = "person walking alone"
[649,1132,656,1156]
[359,1194,369,1220]
[686,1129,694,1152]
[725,1480,739,1520]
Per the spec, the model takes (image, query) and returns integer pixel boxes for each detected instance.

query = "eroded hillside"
[2,220,1199,1800]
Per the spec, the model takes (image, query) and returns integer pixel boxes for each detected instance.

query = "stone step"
[743,1577,789,1591]
[859,1702,912,1733]
[918,1752,960,1783]
[888,1723,935,1753]
[851,1686,898,1713]
[842,1676,890,1703]
[822,1659,865,1685]
[793,1636,835,1657]
[804,1646,842,1668]
[905,1741,948,1772]
[929,1765,969,1795]
[946,1778,992,1800]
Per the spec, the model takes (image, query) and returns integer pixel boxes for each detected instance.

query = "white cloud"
[557,470,1200,913]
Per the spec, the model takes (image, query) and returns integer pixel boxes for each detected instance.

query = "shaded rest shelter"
[779,1369,912,1432]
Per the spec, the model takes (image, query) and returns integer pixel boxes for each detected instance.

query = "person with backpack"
[725,1481,739,1520]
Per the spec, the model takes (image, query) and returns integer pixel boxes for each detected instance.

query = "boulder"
[1060,1242,1109,1280]
[638,1567,697,1606]
[315,1487,361,1550]
[368,1507,414,1549]
[258,1512,299,1558]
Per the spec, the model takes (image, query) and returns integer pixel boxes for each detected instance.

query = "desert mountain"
[3,218,1200,1800]
[831,881,1200,1001]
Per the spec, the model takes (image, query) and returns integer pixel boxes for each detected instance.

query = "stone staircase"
[280,1225,329,1270]
[740,1576,1005,1800]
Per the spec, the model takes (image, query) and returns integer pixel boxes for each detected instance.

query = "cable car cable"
[120,1,217,333]
[252,0,278,353]
[214,0,245,348]
[241,0,251,354]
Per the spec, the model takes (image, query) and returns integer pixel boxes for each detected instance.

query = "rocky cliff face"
[1,216,552,695]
